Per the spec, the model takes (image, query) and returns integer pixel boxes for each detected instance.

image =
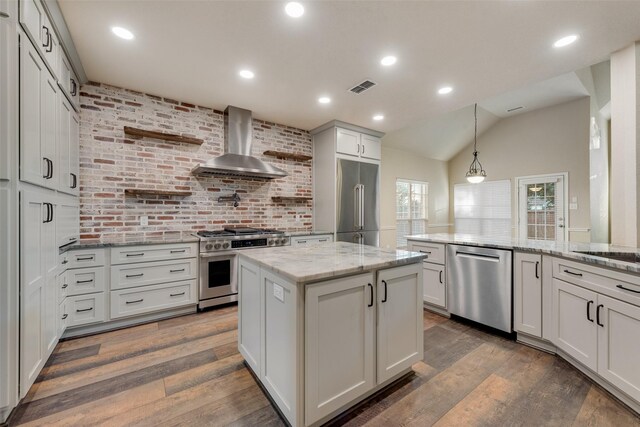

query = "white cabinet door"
[597,294,640,402]
[336,128,360,157]
[57,298,68,338]
[514,252,542,337]
[43,198,58,357]
[19,0,47,55]
[69,110,79,195]
[20,190,47,395]
[238,258,262,374]
[377,263,423,383]
[552,278,598,372]
[422,262,446,308]
[57,94,71,193]
[305,272,375,425]
[56,196,79,247]
[360,134,381,161]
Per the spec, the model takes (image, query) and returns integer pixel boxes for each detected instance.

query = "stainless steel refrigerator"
[336,159,380,246]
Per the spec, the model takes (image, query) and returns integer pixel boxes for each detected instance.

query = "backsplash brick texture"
[79,82,313,239]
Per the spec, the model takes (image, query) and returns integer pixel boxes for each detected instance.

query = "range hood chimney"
[192,106,288,179]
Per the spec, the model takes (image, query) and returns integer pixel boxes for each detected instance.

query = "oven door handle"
[199,252,237,259]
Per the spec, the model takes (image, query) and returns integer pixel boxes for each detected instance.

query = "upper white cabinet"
[20,39,58,190]
[57,195,79,247]
[19,0,58,79]
[57,94,79,195]
[57,47,79,110]
[514,252,542,337]
[336,128,381,161]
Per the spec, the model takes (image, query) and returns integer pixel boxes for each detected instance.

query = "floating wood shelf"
[263,150,312,162]
[124,126,204,146]
[272,196,313,203]
[125,189,193,197]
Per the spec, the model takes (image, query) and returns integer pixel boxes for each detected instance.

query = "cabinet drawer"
[110,258,197,290]
[552,258,640,307]
[66,293,106,327]
[66,266,106,296]
[60,248,106,269]
[407,241,446,265]
[291,235,333,246]
[57,271,68,304]
[110,280,196,319]
[110,243,198,265]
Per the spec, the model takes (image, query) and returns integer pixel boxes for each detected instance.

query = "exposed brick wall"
[79,82,313,239]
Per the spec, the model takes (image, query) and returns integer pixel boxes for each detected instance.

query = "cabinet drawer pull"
[61,314,68,320]
[298,240,307,244]
[439,270,443,284]
[61,259,68,264]
[170,268,185,273]
[70,173,77,189]
[70,79,77,96]
[318,239,328,242]
[76,279,94,284]
[586,300,594,322]
[381,280,388,303]
[0,12,9,18]
[367,283,373,307]
[126,253,145,257]
[170,292,186,297]
[126,273,144,278]
[76,256,94,261]
[76,307,93,313]
[126,299,144,304]
[69,237,77,241]
[419,250,431,254]
[61,284,68,289]
[616,284,640,294]
[563,269,583,277]
[170,249,186,253]
[535,261,540,279]
[596,304,604,327]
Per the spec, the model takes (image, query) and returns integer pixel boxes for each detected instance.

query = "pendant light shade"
[466,103,486,183]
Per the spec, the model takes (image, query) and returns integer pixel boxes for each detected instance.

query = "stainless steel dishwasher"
[447,244,513,332]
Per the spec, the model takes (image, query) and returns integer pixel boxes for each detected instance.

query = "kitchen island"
[237,242,425,427]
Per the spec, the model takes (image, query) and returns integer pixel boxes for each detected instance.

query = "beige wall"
[448,97,591,242]
[379,146,449,249]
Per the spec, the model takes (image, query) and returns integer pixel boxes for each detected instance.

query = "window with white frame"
[396,179,428,248]
[454,180,511,238]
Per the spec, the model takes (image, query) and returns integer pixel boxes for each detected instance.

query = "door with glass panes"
[518,174,566,242]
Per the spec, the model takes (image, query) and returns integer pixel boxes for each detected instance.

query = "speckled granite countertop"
[60,232,199,253]
[406,233,640,274]
[239,241,425,284]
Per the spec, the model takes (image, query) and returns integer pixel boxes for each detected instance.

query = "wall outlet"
[273,283,284,302]
[570,203,578,210]
[140,215,149,226]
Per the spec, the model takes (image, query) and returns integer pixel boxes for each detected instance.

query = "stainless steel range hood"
[192,106,288,179]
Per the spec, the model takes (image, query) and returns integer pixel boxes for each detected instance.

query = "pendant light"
[466,103,486,183]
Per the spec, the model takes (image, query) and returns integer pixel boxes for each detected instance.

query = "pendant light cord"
[473,103,478,155]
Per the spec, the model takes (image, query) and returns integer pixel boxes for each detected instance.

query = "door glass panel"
[208,260,231,289]
[525,182,557,240]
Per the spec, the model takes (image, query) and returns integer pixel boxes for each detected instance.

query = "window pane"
[396,220,410,248]
[454,180,511,238]
[396,181,410,220]
[396,180,429,248]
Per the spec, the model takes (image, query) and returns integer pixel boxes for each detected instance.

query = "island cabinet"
[238,255,423,427]
[514,252,542,337]
[408,240,446,310]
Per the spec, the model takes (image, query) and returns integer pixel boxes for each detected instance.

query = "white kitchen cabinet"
[110,258,197,290]
[57,50,79,109]
[514,252,542,337]
[57,298,68,338]
[57,94,79,196]
[66,293,106,327]
[19,0,58,78]
[305,272,375,425]
[421,262,446,308]
[335,127,382,161]
[56,195,79,247]
[20,39,58,190]
[597,294,640,402]
[377,263,423,383]
[66,266,105,296]
[290,233,333,246]
[551,278,598,372]
[110,280,196,320]
[238,258,262,374]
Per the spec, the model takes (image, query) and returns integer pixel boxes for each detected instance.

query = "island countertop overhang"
[237,241,426,284]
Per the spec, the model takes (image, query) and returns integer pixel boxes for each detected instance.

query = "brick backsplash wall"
[79,82,313,239]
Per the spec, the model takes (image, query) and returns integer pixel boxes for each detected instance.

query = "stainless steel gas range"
[196,227,290,309]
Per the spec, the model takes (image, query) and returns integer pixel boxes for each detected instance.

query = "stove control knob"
[282,238,289,245]
[279,239,286,245]
[205,243,213,250]
[268,239,275,246]
[214,243,221,250]
[222,242,230,249]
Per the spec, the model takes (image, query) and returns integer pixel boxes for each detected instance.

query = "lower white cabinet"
[66,293,106,327]
[514,252,542,337]
[56,195,79,247]
[110,280,196,319]
[421,263,446,308]
[597,294,640,402]
[66,266,106,295]
[110,258,197,290]
[238,258,262,374]
[290,234,333,246]
[377,264,423,383]
[305,272,376,425]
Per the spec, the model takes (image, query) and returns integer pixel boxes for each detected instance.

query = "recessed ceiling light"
[318,97,331,104]
[553,34,579,48]
[438,86,453,95]
[111,26,134,40]
[373,114,384,121]
[285,2,304,18]
[380,56,397,66]
[239,70,255,79]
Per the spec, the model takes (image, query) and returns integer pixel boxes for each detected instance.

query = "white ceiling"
[58,1,640,134]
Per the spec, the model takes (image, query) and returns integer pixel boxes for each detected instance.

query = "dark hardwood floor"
[9,306,640,426]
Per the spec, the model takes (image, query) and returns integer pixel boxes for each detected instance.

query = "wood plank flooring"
[9,306,640,426]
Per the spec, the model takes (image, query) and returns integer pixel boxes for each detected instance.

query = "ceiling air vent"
[506,106,524,113]
[349,80,376,94]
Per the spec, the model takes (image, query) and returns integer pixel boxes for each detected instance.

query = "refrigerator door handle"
[354,185,361,229]
[359,184,365,230]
